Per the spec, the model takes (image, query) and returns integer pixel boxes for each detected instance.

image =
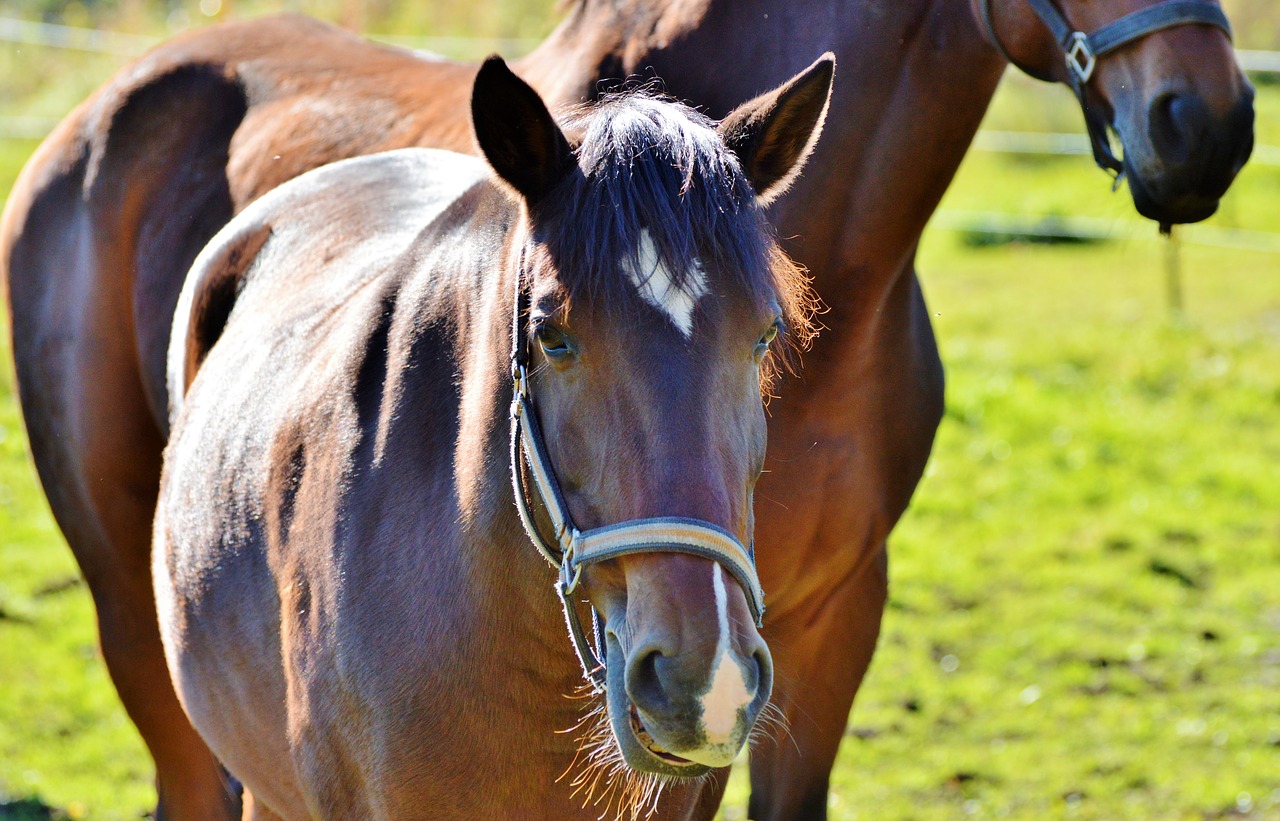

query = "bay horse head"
[472,55,831,776]
[974,0,1254,225]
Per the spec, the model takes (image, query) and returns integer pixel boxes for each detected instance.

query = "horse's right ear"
[719,53,835,205]
[472,56,573,204]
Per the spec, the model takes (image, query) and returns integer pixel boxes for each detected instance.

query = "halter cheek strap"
[507,259,765,693]
[978,0,1233,176]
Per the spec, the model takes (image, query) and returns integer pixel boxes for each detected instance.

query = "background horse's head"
[471,56,832,777]
[974,0,1254,224]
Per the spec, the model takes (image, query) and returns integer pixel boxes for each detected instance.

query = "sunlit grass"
[826,235,1280,819]
[708,234,1280,820]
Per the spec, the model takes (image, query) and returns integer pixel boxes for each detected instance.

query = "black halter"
[507,252,766,692]
[978,0,1233,178]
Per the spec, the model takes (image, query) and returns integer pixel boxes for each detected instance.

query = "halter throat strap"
[977,0,1233,175]
[507,257,765,692]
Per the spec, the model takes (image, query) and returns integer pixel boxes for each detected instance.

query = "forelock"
[532,92,774,308]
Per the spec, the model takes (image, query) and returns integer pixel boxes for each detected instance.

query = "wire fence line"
[931,210,1280,254]
[0,15,159,56]
[0,15,539,57]
[3,14,1280,67]
[3,14,1277,256]
[5,13,1280,162]
[1237,48,1280,73]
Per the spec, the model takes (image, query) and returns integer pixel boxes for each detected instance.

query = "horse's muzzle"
[602,618,773,776]
[1126,91,1255,225]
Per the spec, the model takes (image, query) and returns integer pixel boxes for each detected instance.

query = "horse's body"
[155,147,652,819]
[159,150,521,816]
[0,2,1253,818]
[154,60,831,818]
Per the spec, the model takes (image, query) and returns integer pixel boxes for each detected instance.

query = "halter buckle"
[513,363,529,399]
[558,540,583,596]
[1065,32,1096,83]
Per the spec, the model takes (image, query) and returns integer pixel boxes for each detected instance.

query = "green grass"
[825,235,1280,820]
[2,11,1279,820]
[0,310,156,819]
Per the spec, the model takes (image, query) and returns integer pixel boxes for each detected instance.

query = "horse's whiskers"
[757,700,791,737]
[555,682,677,821]
[747,700,799,757]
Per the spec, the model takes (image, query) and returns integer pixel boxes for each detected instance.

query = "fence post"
[1161,224,1183,317]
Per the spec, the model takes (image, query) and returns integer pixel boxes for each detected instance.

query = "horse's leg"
[665,765,731,820]
[2,71,245,820]
[5,236,241,820]
[746,546,887,820]
[94,541,241,821]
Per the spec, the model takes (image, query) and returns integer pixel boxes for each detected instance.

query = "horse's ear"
[719,53,835,205]
[472,56,573,204]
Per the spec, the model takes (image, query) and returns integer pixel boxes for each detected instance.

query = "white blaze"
[700,564,752,744]
[623,229,707,338]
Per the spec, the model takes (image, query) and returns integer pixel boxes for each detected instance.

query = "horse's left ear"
[472,56,573,204]
[719,53,835,205]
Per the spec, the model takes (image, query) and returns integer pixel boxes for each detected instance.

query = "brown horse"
[0,2,1253,818]
[154,56,831,818]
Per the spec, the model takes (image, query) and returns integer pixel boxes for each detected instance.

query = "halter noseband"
[507,254,765,693]
[978,0,1233,177]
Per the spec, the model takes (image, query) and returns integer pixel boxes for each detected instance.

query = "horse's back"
[0,48,249,568]
[168,147,487,416]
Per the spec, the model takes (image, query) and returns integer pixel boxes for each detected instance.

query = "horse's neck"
[526,0,1007,340]
[381,204,582,684]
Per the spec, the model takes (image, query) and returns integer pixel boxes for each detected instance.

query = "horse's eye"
[754,319,783,362]
[535,323,573,359]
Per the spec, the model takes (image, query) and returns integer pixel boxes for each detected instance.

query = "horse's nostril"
[751,646,773,702]
[1149,92,1209,166]
[625,647,672,716]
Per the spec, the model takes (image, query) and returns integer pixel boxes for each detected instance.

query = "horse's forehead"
[533,231,770,340]
[620,229,709,338]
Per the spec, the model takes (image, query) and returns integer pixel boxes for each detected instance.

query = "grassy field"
[2,6,1279,820]
[822,240,1280,820]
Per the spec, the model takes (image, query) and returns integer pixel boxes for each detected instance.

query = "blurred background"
[0,1,1277,818]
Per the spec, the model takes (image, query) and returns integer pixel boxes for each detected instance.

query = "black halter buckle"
[1065,32,1096,83]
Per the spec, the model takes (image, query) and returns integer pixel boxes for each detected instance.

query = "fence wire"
[2,14,1277,253]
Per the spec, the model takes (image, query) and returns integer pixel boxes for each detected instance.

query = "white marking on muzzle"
[623,229,707,338]
[700,564,752,745]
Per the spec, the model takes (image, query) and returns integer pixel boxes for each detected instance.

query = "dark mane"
[534,91,818,366]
